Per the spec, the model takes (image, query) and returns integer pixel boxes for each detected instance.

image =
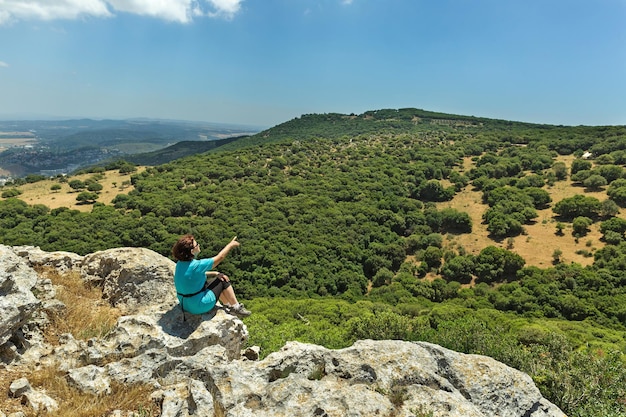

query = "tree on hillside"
[76,191,99,204]
[474,246,525,283]
[552,161,568,180]
[570,158,591,176]
[417,180,455,202]
[600,199,620,218]
[422,246,443,269]
[87,182,104,192]
[553,195,601,220]
[441,255,475,284]
[595,154,615,165]
[524,187,552,209]
[572,216,593,237]
[583,174,607,190]
[594,164,624,183]
[607,179,626,207]
[571,170,592,183]
[119,163,138,174]
[68,179,85,191]
[515,174,545,189]
[1,188,22,198]
[599,217,626,243]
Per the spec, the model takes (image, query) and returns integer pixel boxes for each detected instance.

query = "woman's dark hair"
[172,234,195,261]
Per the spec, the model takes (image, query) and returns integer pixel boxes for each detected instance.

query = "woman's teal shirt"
[174,258,216,314]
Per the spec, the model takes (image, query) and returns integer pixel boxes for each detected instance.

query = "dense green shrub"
[1,188,22,198]
[553,195,601,220]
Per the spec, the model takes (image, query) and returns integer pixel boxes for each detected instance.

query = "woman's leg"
[209,280,239,306]
[209,280,250,317]
[219,286,239,306]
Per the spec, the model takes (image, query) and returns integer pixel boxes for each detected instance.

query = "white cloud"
[0,0,244,24]
[0,0,112,23]
[205,0,242,19]
[0,10,11,24]
[108,0,199,23]
[341,0,353,4]
[0,61,8,67]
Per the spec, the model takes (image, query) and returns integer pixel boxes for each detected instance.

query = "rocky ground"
[0,245,566,417]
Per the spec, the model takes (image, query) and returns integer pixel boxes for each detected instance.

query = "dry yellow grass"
[0,268,158,417]
[438,154,623,268]
[0,366,160,417]
[36,267,122,343]
[2,167,146,212]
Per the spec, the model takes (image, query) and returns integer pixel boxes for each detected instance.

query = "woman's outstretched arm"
[211,236,239,267]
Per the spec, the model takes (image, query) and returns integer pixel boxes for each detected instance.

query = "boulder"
[0,246,41,347]
[13,245,83,274]
[85,307,248,367]
[8,377,31,398]
[67,365,111,395]
[80,247,176,313]
[8,377,58,414]
[202,340,566,417]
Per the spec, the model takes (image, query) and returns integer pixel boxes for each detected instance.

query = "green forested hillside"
[2,108,626,416]
[124,135,246,166]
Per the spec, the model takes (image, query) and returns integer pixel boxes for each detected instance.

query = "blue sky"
[0,0,624,128]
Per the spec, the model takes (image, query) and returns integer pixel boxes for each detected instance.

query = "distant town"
[0,118,261,182]
[0,133,123,184]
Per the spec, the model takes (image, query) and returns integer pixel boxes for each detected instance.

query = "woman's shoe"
[227,303,251,318]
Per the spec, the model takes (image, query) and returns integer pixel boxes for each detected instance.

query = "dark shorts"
[206,277,231,299]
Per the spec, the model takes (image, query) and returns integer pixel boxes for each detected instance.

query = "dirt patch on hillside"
[2,168,145,212]
[438,154,623,268]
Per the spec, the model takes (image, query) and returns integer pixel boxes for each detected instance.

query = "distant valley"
[0,118,261,180]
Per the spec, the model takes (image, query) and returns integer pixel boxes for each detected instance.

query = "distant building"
[582,151,592,159]
[40,169,67,176]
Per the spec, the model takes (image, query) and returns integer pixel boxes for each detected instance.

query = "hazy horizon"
[1,1,625,127]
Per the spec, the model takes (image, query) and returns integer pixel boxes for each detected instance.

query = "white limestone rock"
[13,245,83,274]
[201,340,566,417]
[8,377,58,414]
[0,246,40,347]
[67,364,111,395]
[80,247,176,313]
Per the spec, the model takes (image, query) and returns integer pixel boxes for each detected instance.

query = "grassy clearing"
[1,167,145,212]
[438,154,624,268]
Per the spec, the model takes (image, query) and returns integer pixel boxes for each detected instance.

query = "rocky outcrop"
[80,247,177,313]
[12,245,83,274]
[0,245,566,417]
[195,340,564,417]
[0,246,40,348]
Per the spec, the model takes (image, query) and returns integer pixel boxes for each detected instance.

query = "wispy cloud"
[107,0,191,23]
[341,0,354,5]
[205,0,242,19]
[0,0,112,24]
[0,61,8,67]
[0,0,245,25]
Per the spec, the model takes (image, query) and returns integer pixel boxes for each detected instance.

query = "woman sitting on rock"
[172,234,251,318]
